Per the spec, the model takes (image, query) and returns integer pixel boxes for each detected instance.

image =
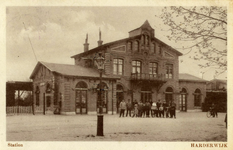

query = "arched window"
[128,41,133,51]
[113,58,123,75]
[149,62,158,78]
[194,89,201,107]
[75,81,88,114]
[76,81,88,88]
[180,88,187,111]
[117,84,124,92]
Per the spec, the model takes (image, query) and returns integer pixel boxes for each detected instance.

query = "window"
[194,89,201,107]
[145,35,149,45]
[166,64,173,79]
[132,60,141,75]
[135,41,139,52]
[151,43,156,53]
[159,46,162,54]
[149,62,158,77]
[128,41,133,50]
[180,88,187,111]
[113,59,123,75]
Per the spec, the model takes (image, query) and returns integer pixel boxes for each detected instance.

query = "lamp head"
[95,52,105,70]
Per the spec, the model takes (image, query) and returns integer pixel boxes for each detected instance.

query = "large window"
[113,59,123,75]
[149,62,158,77]
[194,89,201,107]
[132,60,142,75]
[166,64,173,79]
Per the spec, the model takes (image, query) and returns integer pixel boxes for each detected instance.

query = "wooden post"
[43,93,45,115]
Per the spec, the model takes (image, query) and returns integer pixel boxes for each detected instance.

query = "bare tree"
[158,6,227,73]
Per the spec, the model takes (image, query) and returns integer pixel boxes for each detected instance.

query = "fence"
[6,106,33,115]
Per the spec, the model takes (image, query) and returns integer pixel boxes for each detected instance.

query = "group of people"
[119,99,177,118]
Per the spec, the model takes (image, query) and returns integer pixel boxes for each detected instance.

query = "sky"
[6,6,227,81]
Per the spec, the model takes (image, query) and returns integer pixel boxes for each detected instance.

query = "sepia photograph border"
[1,0,232,150]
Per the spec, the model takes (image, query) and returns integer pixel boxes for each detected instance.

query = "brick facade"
[30,20,206,115]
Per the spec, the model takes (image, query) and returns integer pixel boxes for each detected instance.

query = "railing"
[131,73,166,81]
[6,106,33,115]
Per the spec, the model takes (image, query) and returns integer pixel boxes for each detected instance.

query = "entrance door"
[165,87,173,104]
[179,88,187,111]
[75,81,88,114]
[116,84,124,113]
[75,90,87,114]
[141,92,152,103]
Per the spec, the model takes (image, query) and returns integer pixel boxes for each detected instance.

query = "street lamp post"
[95,52,105,136]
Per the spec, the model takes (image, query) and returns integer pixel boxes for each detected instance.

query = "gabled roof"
[179,73,207,82]
[30,61,119,80]
[70,35,141,59]
[71,20,183,59]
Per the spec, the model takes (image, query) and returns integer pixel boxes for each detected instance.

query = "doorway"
[165,87,173,104]
[75,81,88,114]
[179,88,187,111]
[75,90,87,114]
[141,86,152,103]
[116,84,124,113]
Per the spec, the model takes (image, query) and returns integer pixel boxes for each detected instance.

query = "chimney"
[84,33,89,52]
[97,28,103,46]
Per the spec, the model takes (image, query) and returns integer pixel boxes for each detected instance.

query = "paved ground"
[6,112,227,141]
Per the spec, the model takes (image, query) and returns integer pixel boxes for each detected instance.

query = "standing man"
[145,101,151,117]
[119,100,126,117]
[211,103,218,118]
[138,101,143,117]
[163,100,169,118]
[170,100,177,118]
[126,99,132,117]
[156,100,161,117]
